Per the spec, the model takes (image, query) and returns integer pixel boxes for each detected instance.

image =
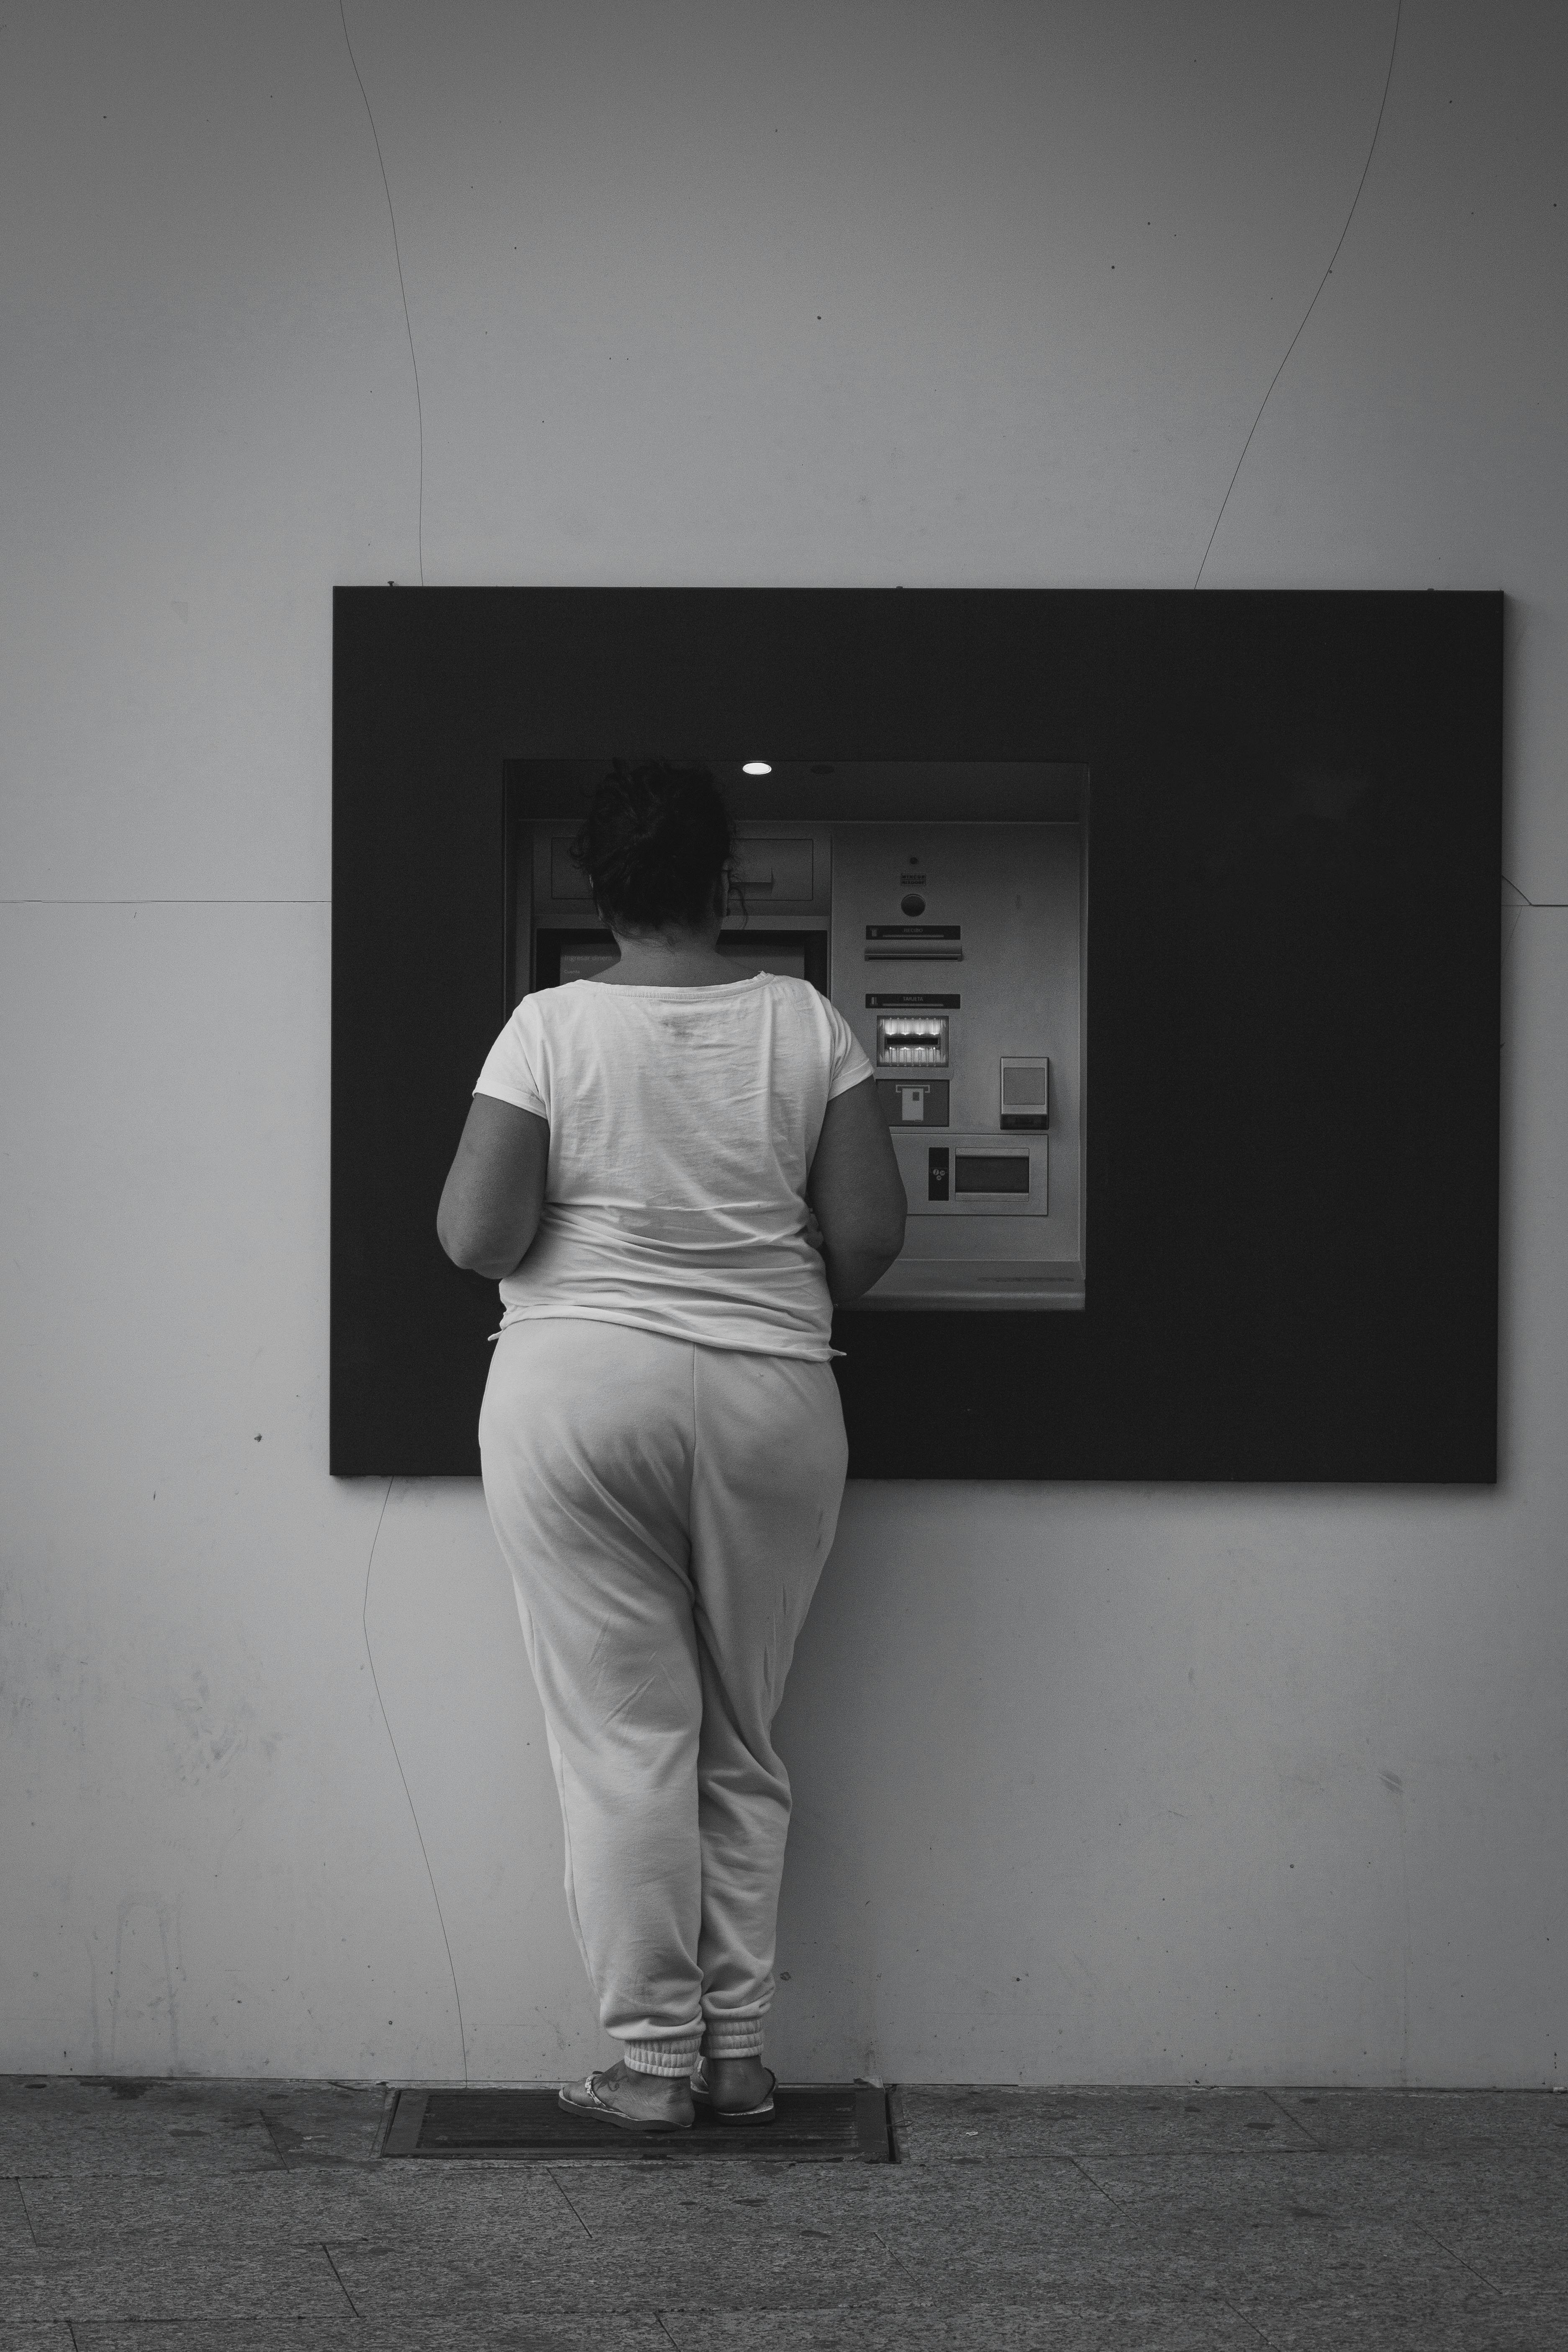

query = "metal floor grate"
[381,2082,894,2162]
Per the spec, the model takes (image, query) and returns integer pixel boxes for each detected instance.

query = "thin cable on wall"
[340,1,426,586]
[1193,0,1403,589]
[362,1479,469,2084]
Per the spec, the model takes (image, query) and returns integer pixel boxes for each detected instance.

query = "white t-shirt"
[472,973,875,1359]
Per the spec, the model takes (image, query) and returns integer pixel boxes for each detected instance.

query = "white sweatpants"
[478,1317,849,2077]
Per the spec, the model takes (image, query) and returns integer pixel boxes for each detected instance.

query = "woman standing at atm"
[436,760,906,2133]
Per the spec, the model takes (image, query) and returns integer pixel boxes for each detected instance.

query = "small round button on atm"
[900,891,926,915]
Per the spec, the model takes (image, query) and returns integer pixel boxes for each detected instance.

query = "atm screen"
[718,940,808,982]
[551,937,812,989]
[558,947,620,985]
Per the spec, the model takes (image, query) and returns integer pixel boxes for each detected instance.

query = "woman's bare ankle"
[609,2059,694,2114]
[705,2052,770,2102]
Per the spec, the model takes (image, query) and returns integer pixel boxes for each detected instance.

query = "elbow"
[436,1206,477,1271]
[855,1202,907,1264]
[444,1242,525,1281]
[822,1214,906,1306]
[866,1217,908,1282]
[815,1202,906,1273]
[875,1205,908,1259]
[437,1212,527,1279]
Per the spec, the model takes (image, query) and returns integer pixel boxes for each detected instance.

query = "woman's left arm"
[436,1096,550,1279]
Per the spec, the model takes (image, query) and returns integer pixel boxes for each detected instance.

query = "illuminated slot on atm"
[875,1014,949,1067]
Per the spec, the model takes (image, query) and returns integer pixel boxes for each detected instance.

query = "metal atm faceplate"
[510,803,1085,1312]
[828,824,1083,1292]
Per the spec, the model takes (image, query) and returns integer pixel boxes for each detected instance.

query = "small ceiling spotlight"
[742,760,772,775]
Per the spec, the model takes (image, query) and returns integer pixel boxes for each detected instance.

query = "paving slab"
[1269,2090,1568,2154]
[1084,2145,1568,2264]
[70,2323,670,2352]
[1465,2283,1568,2345]
[1142,2211,1542,2342]
[327,2220,898,2318]
[865,2169,1173,2286]
[1078,2147,1407,2227]
[1203,2145,1568,2262]
[544,2167,888,2239]
[1207,2280,1560,2352]
[0,2188,36,2261]
[852,2158,1134,2228]
[254,2080,390,2167]
[882,2230,1188,2306]
[549,2152,1105,2237]
[0,2080,281,2178]
[1372,2155,1568,2290]
[1147,2215,1499,2310]
[867,2161,1532,2313]
[17,2161,572,2249]
[0,2242,353,2327]
[661,2294,1261,2350]
[892,2084,1315,2162]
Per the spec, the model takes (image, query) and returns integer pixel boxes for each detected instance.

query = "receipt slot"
[504,762,1088,1314]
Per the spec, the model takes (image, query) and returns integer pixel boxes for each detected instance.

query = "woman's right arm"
[806,1078,908,1304]
[436,1094,550,1279]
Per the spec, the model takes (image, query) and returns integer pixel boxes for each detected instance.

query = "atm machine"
[506,762,1088,1311]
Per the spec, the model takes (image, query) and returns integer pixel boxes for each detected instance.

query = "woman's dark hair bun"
[570,760,736,934]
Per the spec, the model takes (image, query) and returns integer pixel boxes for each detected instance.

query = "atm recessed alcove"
[506,757,1088,1314]
[332,585,1500,1482]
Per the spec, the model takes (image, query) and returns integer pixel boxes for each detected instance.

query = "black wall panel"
[331,587,1501,1482]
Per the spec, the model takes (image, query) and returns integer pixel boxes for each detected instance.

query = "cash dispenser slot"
[875,1014,948,1066]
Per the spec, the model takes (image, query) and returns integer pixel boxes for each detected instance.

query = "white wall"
[3,0,1563,2087]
